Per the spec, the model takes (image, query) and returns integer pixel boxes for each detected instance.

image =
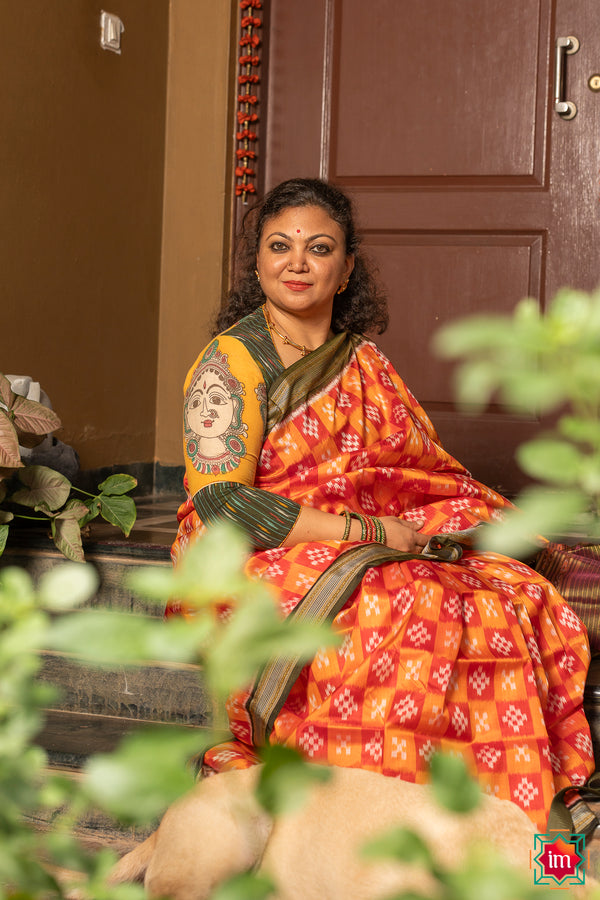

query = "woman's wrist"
[339,511,387,545]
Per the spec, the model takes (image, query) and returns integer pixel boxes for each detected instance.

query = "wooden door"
[261,0,600,494]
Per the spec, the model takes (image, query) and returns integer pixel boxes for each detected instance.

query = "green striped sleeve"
[192,481,301,550]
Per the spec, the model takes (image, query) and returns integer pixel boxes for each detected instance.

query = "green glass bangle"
[341,510,352,541]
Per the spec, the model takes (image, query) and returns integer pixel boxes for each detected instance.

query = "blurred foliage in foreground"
[0,525,333,899]
[434,286,600,556]
[0,521,587,899]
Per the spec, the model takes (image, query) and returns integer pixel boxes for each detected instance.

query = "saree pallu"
[172,331,594,830]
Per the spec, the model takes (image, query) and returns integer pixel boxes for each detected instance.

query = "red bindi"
[296,229,300,233]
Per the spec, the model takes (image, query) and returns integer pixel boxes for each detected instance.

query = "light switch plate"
[100,11,125,54]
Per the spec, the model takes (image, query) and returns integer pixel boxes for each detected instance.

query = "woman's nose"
[287,250,308,272]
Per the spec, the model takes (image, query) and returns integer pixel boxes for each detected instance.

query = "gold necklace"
[263,305,313,357]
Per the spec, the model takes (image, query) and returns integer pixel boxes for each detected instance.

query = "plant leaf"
[256,745,332,816]
[83,726,206,825]
[361,826,434,867]
[38,563,98,611]
[47,609,211,666]
[78,496,101,527]
[11,395,61,435]
[59,498,91,521]
[12,465,72,510]
[516,438,584,486]
[0,523,8,555]
[0,373,14,408]
[97,474,137,496]
[211,873,276,900]
[477,487,588,557]
[0,409,22,468]
[430,752,481,813]
[51,514,85,562]
[98,493,136,536]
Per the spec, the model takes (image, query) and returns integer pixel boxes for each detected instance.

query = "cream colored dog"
[106,763,590,899]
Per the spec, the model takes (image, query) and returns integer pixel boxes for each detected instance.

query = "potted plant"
[0,372,136,562]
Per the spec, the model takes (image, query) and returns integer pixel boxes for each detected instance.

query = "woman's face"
[256,205,354,321]
[186,372,234,440]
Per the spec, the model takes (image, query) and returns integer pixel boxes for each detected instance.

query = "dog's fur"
[107,764,593,899]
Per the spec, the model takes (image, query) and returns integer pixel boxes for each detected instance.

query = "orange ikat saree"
[171,309,594,830]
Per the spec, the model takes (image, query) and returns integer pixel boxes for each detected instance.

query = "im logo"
[532,833,587,888]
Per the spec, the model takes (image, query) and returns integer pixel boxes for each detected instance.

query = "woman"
[171,178,594,830]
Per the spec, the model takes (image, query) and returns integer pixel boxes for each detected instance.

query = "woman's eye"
[270,241,288,252]
[210,394,225,405]
[311,244,331,254]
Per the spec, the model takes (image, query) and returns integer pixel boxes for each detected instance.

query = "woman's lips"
[203,419,213,428]
[284,281,311,291]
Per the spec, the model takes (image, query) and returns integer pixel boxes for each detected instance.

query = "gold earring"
[255,269,261,283]
[337,279,349,294]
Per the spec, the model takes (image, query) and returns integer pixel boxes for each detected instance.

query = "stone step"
[2,541,171,617]
[2,520,221,771]
[36,707,209,768]
[39,653,214,731]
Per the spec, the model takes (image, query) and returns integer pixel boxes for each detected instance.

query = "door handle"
[554,35,579,119]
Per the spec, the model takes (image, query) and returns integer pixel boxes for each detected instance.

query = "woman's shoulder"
[184,307,282,393]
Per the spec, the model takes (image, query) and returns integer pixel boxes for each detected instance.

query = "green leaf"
[477,487,589,557]
[97,473,138,496]
[453,360,501,411]
[0,523,8,555]
[0,566,34,608]
[47,608,212,666]
[0,409,22,468]
[11,394,61,436]
[211,873,276,900]
[361,826,434,867]
[501,369,568,415]
[256,745,332,816]
[429,753,481,813]
[516,438,584,486]
[442,844,545,900]
[127,525,257,609]
[79,496,101,527]
[98,493,136,536]
[433,315,515,359]
[206,591,335,697]
[59,498,91,521]
[38,563,99,611]
[84,727,208,824]
[12,465,71,510]
[558,415,600,446]
[50,514,85,562]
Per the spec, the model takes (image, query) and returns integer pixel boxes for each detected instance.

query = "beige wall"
[0,0,235,475]
[155,0,235,467]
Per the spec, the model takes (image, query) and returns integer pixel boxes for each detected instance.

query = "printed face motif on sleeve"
[184,342,248,475]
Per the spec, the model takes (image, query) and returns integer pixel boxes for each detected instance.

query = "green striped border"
[248,543,426,745]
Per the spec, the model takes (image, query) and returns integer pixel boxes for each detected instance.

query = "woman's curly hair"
[212,178,389,336]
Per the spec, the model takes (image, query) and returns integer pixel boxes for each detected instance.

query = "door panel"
[263,0,600,493]
[332,0,544,180]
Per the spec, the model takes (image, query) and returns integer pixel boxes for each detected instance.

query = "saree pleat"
[173,329,594,830]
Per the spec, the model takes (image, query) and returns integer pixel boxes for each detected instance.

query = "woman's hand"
[380,517,428,553]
